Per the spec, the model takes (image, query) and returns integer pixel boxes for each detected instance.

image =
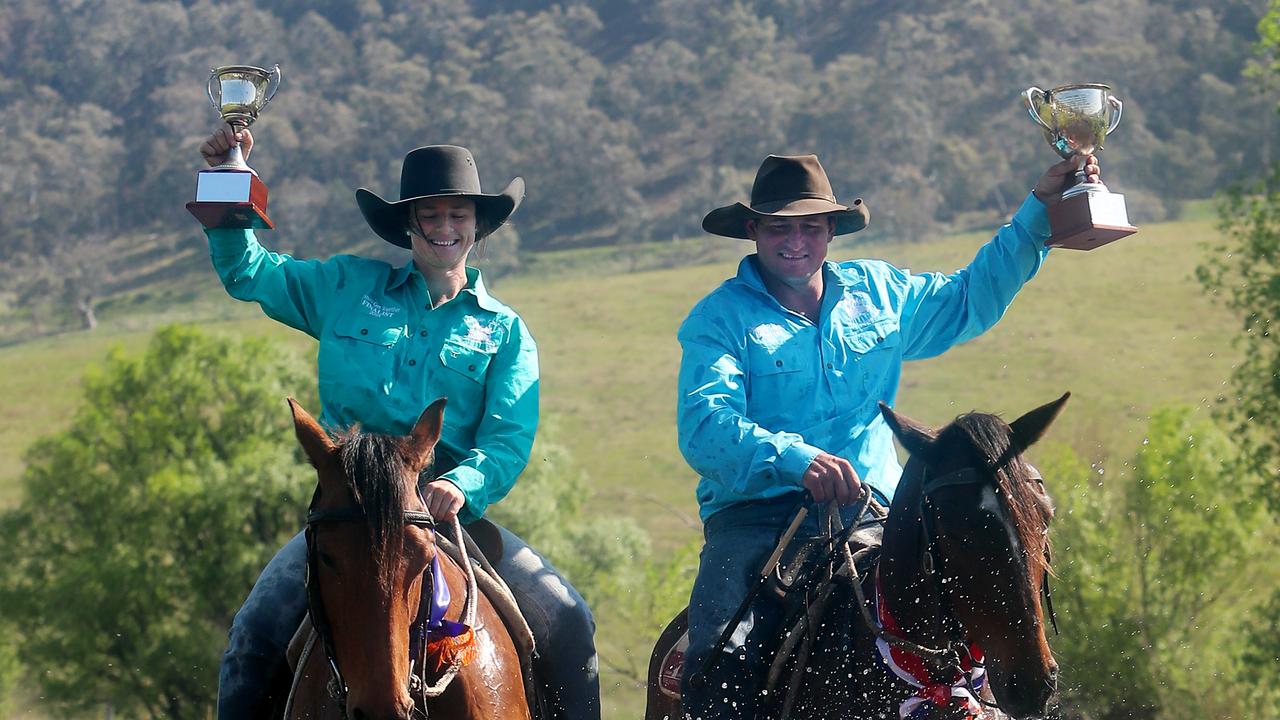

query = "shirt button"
[826,363,833,369]
[360,328,368,335]
[775,360,783,368]
[420,330,428,337]
[468,364,477,372]
[408,359,417,366]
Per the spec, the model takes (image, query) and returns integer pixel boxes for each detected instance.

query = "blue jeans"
[217,523,599,720]
[680,494,879,720]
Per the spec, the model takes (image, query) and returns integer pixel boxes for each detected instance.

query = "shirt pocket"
[438,339,494,385]
[744,340,815,422]
[320,315,405,400]
[842,320,901,397]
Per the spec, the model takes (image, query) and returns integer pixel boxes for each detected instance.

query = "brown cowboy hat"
[702,154,869,239]
[356,145,525,249]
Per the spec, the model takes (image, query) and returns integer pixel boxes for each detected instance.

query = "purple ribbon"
[411,556,470,661]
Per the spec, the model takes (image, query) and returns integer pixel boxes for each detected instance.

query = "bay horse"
[285,398,531,720]
[646,394,1068,720]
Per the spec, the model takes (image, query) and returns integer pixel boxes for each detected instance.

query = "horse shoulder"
[432,550,532,720]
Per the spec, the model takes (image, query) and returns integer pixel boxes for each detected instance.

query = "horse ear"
[1009,392,1071,451]
[407,397,448,472]
[878,402,936,457]
[289,397,336,467]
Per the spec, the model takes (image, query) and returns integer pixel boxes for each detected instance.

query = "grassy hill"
[0,210,1239,717]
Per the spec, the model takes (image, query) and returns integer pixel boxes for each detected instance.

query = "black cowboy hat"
[702,154,869,239]
[356,145,525,249]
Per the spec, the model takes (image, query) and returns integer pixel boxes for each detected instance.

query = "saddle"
[286,517,538,711]
[649,503,887,702]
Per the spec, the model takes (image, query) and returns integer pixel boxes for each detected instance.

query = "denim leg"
[681,496,870,720]
[681,506,789,720]
[489,523,601,720]
[218,529,309,720]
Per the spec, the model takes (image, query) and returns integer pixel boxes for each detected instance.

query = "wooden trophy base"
[186,169,274,229]
[1045,188,1136,250]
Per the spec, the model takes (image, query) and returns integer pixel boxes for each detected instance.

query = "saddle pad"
[658,630,690,699]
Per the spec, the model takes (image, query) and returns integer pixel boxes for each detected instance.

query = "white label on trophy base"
[1085,190,1131,227]
[196,171,253,202]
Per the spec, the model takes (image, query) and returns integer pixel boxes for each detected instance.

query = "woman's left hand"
[422,479,466,522]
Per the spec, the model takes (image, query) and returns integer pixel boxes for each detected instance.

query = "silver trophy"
[187,64,281,229]
[205,64,281,173]
[1022,83,1136,250]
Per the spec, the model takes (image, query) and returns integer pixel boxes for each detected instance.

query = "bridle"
[900,457,1058,705]
[917,461,1059,643]
[303,490,437,716]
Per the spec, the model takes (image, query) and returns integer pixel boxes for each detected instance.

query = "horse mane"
[950,412,1051,579]
[332,427,433,591]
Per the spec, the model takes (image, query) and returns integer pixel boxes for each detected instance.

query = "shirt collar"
[388,262,503,312]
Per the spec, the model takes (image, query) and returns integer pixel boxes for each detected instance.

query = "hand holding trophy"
[1023,83,1137,250]
[186,64,281,229]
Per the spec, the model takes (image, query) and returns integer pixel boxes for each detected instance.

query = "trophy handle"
[262,64,282,108]
[205,68,220,110]
[1106,95,1123,134]
[1023,87,1053,132]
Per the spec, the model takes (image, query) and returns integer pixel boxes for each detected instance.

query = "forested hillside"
[0,0,1270,327]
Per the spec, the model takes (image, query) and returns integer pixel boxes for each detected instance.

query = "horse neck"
[878,459,948,645]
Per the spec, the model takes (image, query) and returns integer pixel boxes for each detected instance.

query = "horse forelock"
[950,413,1051,580]
[335,428,411,589]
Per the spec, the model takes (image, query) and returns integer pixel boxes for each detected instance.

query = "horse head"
[290,397,446,720]
[878,393,1068,719]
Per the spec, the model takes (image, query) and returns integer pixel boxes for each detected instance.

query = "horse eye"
[318,551,338,569]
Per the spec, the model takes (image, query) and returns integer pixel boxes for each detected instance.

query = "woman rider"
[199,125,599,720]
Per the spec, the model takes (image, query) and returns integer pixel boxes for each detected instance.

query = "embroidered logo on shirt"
[839,294,877,325]
[750,323,791,352]
[362,295,402,318]
[461,316,501,353]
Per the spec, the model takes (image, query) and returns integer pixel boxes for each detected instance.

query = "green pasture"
[0,211,1239,717]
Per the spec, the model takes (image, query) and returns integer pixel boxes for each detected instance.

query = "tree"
[486,419,651,609]
[0,325,317,719]
[1198,0,1280,511]
[1046,407,1274,720]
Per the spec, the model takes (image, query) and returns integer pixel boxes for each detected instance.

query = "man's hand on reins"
[802,452,863,505]
[422,479,465,522]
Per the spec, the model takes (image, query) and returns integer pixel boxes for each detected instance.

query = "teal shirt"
[677,193,1051,522]
[206,228,539,524]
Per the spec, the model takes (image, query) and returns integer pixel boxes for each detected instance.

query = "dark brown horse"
[646,394,1068,720]
[285,398,531,720]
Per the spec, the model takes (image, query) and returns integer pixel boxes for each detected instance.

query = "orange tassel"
[425,626,478,672]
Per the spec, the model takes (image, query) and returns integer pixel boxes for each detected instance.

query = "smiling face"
[408,197,479,273]
[746,214,835,289]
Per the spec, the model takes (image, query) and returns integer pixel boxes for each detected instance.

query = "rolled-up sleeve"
[898,192,1051,360]
[206,228,333,337]
[441,316,539,524]
[677,312,819,499]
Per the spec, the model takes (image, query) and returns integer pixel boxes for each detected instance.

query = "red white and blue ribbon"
[873,571,985,719]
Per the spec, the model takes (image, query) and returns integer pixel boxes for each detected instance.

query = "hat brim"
[356,177,526,249]
[702,197,869,239]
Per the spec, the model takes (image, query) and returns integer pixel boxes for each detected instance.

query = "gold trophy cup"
[1023,83,1137,250]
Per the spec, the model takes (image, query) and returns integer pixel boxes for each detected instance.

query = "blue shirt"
[676,193,1051,521]
[207,228,539,524]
